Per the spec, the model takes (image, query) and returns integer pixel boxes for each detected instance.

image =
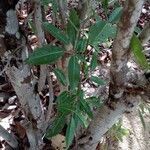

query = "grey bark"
[0,125,18,148]
[78,0,145,149]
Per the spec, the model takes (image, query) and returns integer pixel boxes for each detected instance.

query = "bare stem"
[77,0,145,149]
[33,0,47,92]
[46,67,54,122]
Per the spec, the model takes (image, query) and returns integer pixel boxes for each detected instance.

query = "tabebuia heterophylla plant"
[26,44,65,65]
[26,6,123,148]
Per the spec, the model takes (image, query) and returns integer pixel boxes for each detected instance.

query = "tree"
[0,0,149,149]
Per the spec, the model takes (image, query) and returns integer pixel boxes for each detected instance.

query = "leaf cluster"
[25,1,149,148]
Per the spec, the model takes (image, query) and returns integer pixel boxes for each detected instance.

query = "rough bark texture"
[33,0,47,92]
[0,1,149,150]
[109,0,144,98]
[0,1,44,149]
[78,96,141,150]
[77,0,145,149]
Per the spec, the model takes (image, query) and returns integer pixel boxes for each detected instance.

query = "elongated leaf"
[54,68,67,86]
[79,99,93,118]
[45,113,66,138]
[68,56,80,91]
[75,38,88,52]
[73,113,80,128]
[89,21,117,47]
[51,0,58,13]
[89,21,106,44]
[43,22,70,44]
[91,76,105,85]
[130,34,150,70]
[138,109,146,129]
[57,91,75,114]
[67,9,80,46]
[78,90,93,118]
[90,52,98,70]
[65,117,76,148]
[108,7,123,23]
[74,110,88,128]
[98,23,117,44]
[114,127,129,142]
[102,0,109,11]
[26,45,64,65]
[57,106,88,127]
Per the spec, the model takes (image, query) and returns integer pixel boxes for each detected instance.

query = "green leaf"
[89,21,106,44]
[89,21,117,47]
[65,116,76,148]
[73,113,80,128]
[91,76,105,85]
[130,34,150,70]
[90,52,98,70]
[26,45,64,65]
[45,113,66,138]
[79,99,93,118]
[98,23,117,44]
[74,111,89,128]
[102,0,109,11]
[41,0,51,5]
[75,38,88,53]
[86,97,103,108]
[67,9,80,46]
[108,7,123,23]
[138,109,146,129]
[51,0,58,13]
[76,56,89,77]
[77,55,86,63]
[28,20,36,33]
[68,56,80,91]
[134,26,142,34]
[54,68,67,86]
[57,91,75,114]
[43,22,70,45]
[111,122,129,142]
[78,90,93,118]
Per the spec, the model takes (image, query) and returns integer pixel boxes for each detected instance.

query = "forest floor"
[117,110,150,150]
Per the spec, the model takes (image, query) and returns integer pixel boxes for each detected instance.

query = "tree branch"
[2,1,45,148]
[77,0,145,149]
[78,96,140,149]
[109,0,144,98]
[33,0,47,92]
[46,68,54,122]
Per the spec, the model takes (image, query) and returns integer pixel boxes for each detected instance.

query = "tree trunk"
[77,0,145,149]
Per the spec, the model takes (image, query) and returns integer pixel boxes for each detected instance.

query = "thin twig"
[46,66,54,122]
[57,0,67,27]
[33,0,47,92]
